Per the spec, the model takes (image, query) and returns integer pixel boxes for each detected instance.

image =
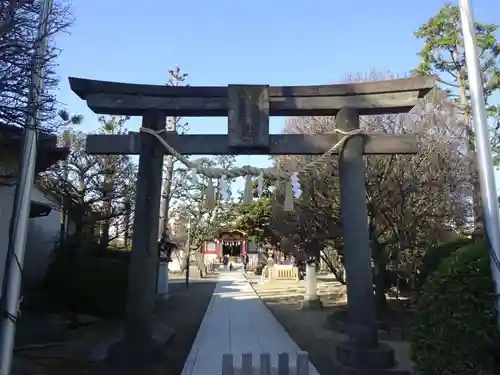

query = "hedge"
[410,241,500,375]
[415,237,473,289]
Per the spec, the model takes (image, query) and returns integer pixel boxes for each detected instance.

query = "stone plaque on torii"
[69,75,435,374]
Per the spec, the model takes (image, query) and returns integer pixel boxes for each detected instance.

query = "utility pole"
[185,217,191,289]
[458,0,500,327]
[0,0,53,373]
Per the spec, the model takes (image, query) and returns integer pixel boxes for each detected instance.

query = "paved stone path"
[181,267,319,375]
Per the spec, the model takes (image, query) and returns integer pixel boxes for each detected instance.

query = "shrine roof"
[215,229,247,237]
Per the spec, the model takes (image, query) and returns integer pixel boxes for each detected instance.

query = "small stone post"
[156,260,169,300]
[302,261,323,309]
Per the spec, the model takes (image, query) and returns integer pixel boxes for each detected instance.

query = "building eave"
[0,123,70,173]
[29,201,52,218]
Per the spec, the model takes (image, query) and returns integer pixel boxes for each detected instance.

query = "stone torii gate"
[70,75,435,373]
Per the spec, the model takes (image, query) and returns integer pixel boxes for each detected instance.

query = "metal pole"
[0,0,53,373]
[185,217,191,289]
[459,0,500,327]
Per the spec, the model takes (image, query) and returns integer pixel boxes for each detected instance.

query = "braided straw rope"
[139,127,365,180]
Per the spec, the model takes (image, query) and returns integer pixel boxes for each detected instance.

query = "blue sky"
[54,0,499,190]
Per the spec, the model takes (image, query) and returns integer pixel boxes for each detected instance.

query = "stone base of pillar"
[107,324,174,366]
[334,341,406,375]
[90,324,174,365]
[301,296,323,309]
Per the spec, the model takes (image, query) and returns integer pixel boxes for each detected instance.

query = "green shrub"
[410,241,500,375]
[415,237,473,289]
[44,242,129,319]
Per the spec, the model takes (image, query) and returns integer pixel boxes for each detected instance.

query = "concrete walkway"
[181,268,319,375]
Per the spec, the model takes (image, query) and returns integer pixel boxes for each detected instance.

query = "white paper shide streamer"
[194,168,302,212]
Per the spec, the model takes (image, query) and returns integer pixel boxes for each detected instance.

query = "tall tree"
[0,0,74,131]
[55,109,83,243]
[95,116,136,245]
[234,197,274,246]
[414,3,500,233]
[270,116,346,281]
[42,116,137,246]
[160,66,189,236]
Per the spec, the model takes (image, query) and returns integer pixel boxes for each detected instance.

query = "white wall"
[0,183,74,294]
[23,188,71,290]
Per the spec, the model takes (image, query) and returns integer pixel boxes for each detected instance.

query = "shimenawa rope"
[139,127,366,210]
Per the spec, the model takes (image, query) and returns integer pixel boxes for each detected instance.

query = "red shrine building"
[201,229,258,264]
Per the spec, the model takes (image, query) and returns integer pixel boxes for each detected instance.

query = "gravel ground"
[12,281,217,375]
[248,275,414,375]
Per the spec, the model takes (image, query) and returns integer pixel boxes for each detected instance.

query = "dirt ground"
[12,277,217,375]
[247,274,415,375]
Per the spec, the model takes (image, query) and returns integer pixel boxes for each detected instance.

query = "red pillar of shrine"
[216,240,221,258]
[241,240,247,256]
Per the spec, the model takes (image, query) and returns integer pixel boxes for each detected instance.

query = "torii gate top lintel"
[69,75,436,156]
[69,75,435,117]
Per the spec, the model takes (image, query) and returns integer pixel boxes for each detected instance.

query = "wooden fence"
[270,266,299,281]
[222,352,309,375]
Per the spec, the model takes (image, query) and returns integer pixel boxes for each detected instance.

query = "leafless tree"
[160,66,189,236]
[0,0,73,130]
[270,71,471,307]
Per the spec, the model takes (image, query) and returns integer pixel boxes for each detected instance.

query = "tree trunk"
[457,68,483,237]
[319,251,346,285]
[124,200,131,247]
[59,203,66,245]
[99,172,113,246]
[373,257,388,314]
[72,179,86,241]
[161,154,174,235]
[160,116,177,236]
[59,169,69,245]
[367,205,388,313]
[99,219,110,246]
